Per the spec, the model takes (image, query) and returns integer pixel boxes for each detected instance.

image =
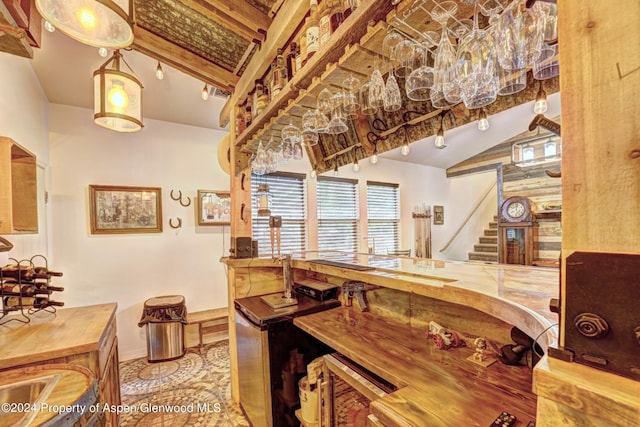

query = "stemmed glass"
[384,69,402,112]
[326,91,349,134]
[431,1,460,107]
[382,31,405,78]
[360,80,377,115]
[343,75,361,118]
[368,68,385,109]
[494,0,545,71]
[405,42,435,101]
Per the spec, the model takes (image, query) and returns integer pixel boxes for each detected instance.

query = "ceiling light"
[401,141,410,156]
[352,157,360,172]
[201,83,209,101]
[155,62,164,80]
[36,0,134,48]
[434,115,446,149]
[370,144,378,164]
[43,20,55,32]
[534,80,548,114]
[93,50,143,133]
[477,108,490,131]
[333,162,339,176]
[98,47,108,57]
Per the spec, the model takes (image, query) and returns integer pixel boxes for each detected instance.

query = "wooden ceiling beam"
[132,25,239,93]
[183,0,268,43]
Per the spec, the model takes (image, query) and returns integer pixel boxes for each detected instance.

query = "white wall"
[49,104,230,360]
[0,52,51,263]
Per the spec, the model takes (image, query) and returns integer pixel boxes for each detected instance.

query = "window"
[367,181,399,254]
[317,177,359,252]
[252,173,306,256]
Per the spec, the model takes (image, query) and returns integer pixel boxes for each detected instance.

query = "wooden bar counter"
[0,303,121,426]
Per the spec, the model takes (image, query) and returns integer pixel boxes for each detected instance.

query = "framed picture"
[197,190,231,225]
[433,205,444,225]
[89,185,162,234]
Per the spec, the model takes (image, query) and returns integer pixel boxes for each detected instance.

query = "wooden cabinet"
[499,222,537,265]
[0,137,37,234]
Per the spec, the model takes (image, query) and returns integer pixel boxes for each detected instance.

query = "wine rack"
[0,255,64,325]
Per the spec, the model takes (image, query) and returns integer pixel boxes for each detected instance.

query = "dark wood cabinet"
[499,222,537,265]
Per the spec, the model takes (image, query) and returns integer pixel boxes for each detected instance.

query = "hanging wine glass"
[495,0,545,71]
[405,42,435,101]
[360,80,377,115]
[343,75,361,117]
[431,1,461,105]
[382,30,404,76]
[496,63,527,96]
[456,1,498,109]
[326,91,349,134]
[281,121,301,145]
[384,69,402,112]
[394,39,416,78]
[368,68,385,108]
[533,44,559,80]
[317,88,334,115]
[301,128,319,146]
[292,141,303,160]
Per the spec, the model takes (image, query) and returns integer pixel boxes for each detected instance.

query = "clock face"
[507,202,525,219]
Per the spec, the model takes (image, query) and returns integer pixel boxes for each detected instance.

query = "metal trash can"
[138,295,187,362]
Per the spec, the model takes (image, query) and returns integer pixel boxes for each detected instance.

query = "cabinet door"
[100,336,121,426]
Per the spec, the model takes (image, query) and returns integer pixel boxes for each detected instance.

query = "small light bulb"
[310,169,317,178]
[108,81,128,111]
[434,129,445,148]
[534,99,548,114]
[477,110,490,131]
[401,143,410,156]
[201,83,209,101]
[44,21,56,33]
[352,159,360,172]
[155,62,164,80]
[333,164,339,176]
[98,47,108,58]
[371,153,378,164]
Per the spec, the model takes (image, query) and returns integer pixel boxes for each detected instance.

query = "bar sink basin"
[0,374,61,426]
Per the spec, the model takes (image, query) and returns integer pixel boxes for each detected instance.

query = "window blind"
[252,173,306,256]
[317,177,359,252]
[367,181,400,255]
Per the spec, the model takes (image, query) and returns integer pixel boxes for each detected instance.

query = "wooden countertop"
[0,303,117,370]
[295,306,539,427]
[291,252,559,348]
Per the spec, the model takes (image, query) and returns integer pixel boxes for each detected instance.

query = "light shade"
[36,0,134,48]
[93,50,143,133]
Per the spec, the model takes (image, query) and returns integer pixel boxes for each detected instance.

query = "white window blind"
[367,181,400,255]
[317,177,359,252]
[252,173,306,256]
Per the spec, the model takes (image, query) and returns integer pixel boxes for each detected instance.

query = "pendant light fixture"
[256,184,272,217]
[333,161,339,176]
[352,157,360,172]
[401,126,410,156]
[93,49,143,133]
[533,80,548,114]
[201,83,210,101]
[434,114,446,149]
[370,143,379,164]
[477,108,490,131]
[36,0,134,48]
[155,62,164,80]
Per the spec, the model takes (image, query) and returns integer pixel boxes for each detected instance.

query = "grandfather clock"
[498,196,537,265]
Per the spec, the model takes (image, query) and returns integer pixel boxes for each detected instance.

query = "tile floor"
[118,340,249,426]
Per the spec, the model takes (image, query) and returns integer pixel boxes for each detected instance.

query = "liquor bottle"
[330,0,344,33]
[306,9,320,63]
[244,98,252,128]
[287,42,298,79]
[295,44,302,74]
[270,57,282,98]
[299,30,307,69]
[343,0,358,19]
[319,0,331,47]
[277,48,288,86]
[256,80,269,116]
[236,104,246,135]
[46,285,65,292]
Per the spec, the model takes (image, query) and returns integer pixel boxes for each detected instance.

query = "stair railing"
[439,182,497,253]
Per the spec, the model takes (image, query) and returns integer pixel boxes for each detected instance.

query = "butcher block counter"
[0,303,121,426]
[295,306,539,426]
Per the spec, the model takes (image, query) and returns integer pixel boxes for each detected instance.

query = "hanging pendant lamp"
[93,50,143,133]
[36,0,134,48]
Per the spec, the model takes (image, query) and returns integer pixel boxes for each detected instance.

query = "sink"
[0,374,60,426]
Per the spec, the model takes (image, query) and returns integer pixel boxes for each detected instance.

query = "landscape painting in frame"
[89,185,163,234]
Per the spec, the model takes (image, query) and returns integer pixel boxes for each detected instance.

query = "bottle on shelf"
[33,267,63,277]
[330,0,344,33]
[256,80,269,116]
[287,42,298,80]
[244,98,252,128]
[343,0,358,19]
[295,43,302,74]
[236,104,246,135]
[305,8,320,65]
[271,48,288,98]
[319,0,331,47]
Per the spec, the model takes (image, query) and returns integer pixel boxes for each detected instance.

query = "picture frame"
[197,190,231,225]
[433,205,444,225]
[89,185,162,234]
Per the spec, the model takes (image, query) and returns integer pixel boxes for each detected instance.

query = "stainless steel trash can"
[138,295,186,362]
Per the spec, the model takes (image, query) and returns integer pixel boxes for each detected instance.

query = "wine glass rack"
[0,255,64,325]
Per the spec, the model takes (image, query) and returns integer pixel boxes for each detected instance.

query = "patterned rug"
[119,340,249,427]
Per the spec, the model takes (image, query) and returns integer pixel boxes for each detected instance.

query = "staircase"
[468,216,498,263]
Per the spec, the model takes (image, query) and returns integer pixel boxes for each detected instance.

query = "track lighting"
[533,80,548,114]
[155,62,164,80]
[201,83,209,101]
[477,108,490,131]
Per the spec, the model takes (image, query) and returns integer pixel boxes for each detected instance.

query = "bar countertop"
[0,303,117,370]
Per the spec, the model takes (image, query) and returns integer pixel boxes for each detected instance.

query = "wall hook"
[170,189,191,207]
[170,190,182,201]
[169,217,182,229]
[240,203,247,223]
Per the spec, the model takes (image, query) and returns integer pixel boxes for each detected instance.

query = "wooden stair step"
[484,229,498,237]
[468,252,498,262]
[474,244,498,253]
[488,222,498,229]
[479,236,497,244]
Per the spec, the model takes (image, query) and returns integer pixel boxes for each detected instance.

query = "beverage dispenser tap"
[260,254,298,309]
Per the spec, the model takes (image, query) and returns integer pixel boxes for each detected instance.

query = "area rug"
[119,340,249,427]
